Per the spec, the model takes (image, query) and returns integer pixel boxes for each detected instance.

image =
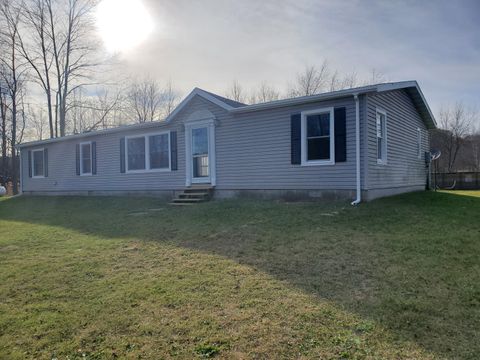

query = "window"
[32,149,45,177]
[80,142,92,175]
[149,134,170,169]
[126,132,170,172]
[127,136,146,170]
[417,128,422,159]
[301,107,335,165]
[376,109,387,164]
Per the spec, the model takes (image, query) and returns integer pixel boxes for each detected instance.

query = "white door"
[185,120,216,186]
[191,125,210,183]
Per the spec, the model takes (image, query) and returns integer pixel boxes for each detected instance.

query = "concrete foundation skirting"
[213,189,356,201]
[22,185,427,202]
[21,190,181,200]
[362,184,426,201]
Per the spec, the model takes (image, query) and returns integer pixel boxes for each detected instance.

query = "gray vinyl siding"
[21,94,364,193]
[216,96,362,190]
[365,89,429,190]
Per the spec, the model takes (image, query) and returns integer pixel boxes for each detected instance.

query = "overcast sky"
[113,0,480,116]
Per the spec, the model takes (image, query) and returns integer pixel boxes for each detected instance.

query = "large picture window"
[126,132,170,172]
[80,142,92,175]
[32,149,45,177]
[376,109,387,164]
[301,107,335,165]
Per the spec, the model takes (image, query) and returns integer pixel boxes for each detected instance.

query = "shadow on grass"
[1,191,479,358]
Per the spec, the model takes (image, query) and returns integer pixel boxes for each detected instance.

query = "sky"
[105,0,480,116]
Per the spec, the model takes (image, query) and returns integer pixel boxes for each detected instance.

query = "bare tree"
[438,103,476,172]
[161,79,180,118]
[17,0,55,138]
[225,80,245,103]
[0,90,8,174]
[127,79,164,123]
[68,87,123,133]
[126,78,180,123]
[27,104,48,140]
[249,82,280,103]
[288,61,330,97]
[19,0,97,138]
[0,0,27,193]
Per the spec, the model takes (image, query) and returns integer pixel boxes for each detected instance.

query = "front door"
[191,126,210,183]
[185,119,216,186]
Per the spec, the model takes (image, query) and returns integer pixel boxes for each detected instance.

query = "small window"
[80,142,92,175]
[301,107,334,165]
[32,149,45,177]
[127,136,146,171]
[149,133,170,169]
[417,128,422,159]
[376,110,387,164]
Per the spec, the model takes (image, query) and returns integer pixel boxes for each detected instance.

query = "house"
[17,80,436,203]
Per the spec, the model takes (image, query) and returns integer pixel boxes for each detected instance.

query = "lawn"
[0,191,479,359]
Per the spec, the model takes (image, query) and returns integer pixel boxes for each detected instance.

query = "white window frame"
[417,128,422,159]
[301,107,335,166]
[376,108,388,165]
[79,141,92,176]
[125,131,171,173]
[31,148,45,178]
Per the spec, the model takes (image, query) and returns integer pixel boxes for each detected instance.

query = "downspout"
[351,94,361,205]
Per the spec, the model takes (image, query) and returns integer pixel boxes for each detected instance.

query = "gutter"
[351,94,361,205]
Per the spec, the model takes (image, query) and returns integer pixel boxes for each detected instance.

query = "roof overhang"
[230,80,437,129]
[17,88,236,149]
[17,81,436,149]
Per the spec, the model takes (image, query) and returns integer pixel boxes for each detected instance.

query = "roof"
[229,80,437,129]
[17,81,436,148]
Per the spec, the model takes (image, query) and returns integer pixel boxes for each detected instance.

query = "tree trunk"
[0,98,7,174]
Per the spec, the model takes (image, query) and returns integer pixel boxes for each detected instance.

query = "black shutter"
[334,107,347,162]
[75,144,80,175]
[120,137,126,173]
[92,141,97,175]
[28,150,32,178]
[291,114,301,165]
[44,149,48,177]
[170,131,177,171]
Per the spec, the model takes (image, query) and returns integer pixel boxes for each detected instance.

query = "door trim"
[185,118,216,187]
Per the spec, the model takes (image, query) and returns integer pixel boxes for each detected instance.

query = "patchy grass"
[0,191,479,359]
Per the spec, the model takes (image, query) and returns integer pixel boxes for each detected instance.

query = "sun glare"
[96,0,154,54]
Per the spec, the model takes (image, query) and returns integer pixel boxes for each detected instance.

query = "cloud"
[113,0,480,115]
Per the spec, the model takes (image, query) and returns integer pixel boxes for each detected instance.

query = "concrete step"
[178,193,209,199]
[171,197,205,204]
[184,188,213,193]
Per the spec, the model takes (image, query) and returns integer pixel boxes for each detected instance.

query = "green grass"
[0,191,479,359]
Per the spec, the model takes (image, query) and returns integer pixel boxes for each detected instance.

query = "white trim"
[31,148,45,178]
[18,148,23,194]
[300,107,335,166]
[184,118,216,186]
[351,94,361,205]
[125,131,171,173]
[376,108,388,165]
[79,141,93,176]
[164,88,235,124]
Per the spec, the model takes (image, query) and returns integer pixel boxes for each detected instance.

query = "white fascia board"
[229,85,378,114]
